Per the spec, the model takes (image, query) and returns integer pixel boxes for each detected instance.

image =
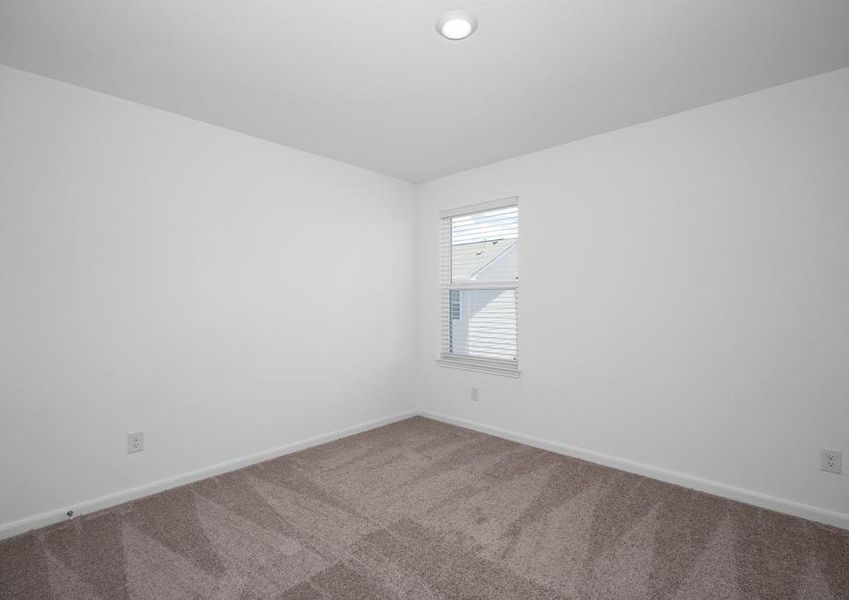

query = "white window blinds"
[439,199,519,376]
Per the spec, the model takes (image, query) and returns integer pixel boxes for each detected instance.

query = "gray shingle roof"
[452,238,518,281]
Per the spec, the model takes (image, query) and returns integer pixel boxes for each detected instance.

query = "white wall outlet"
[820,448,842,474]
[471,387,479,402]
[127,431,144,454]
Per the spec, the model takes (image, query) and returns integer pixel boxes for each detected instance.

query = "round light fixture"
[436,10,478,41]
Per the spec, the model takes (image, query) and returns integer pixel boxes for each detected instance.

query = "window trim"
[436,355,521,378]
[437,197,520,378]
[439,196,519,219]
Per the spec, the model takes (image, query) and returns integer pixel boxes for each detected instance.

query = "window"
[450,289,461,321]
[439,198,519,377]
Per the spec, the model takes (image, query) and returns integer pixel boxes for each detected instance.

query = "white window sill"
[435,357,521,378]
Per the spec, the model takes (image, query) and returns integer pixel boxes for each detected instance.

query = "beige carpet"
[1,416,847,599]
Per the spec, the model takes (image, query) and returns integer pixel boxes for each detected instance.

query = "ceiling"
[2,1,849,182]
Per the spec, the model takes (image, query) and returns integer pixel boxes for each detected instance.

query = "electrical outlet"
[820,448,842,474]
[127,431,144,454]
[471,387,479,402]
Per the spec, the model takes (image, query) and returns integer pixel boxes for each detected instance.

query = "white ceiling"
[2,1,849,182]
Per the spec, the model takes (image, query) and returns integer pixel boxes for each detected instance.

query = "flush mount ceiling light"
[436,10,478,41]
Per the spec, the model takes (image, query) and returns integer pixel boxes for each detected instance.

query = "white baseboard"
[420,410,849,531]
[0,410,417,541]
[4,408,846,540]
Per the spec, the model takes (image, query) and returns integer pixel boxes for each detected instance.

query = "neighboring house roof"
[452,238,518,281]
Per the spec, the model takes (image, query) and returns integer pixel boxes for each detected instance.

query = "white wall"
[415,68,849,523]
[0,65,416,532]
[3,62,848,536]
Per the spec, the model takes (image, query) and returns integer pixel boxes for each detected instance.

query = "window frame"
[436,197,520,378]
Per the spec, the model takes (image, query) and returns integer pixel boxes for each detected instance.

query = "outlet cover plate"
[127,431,144,454]
[821,448,843,474]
